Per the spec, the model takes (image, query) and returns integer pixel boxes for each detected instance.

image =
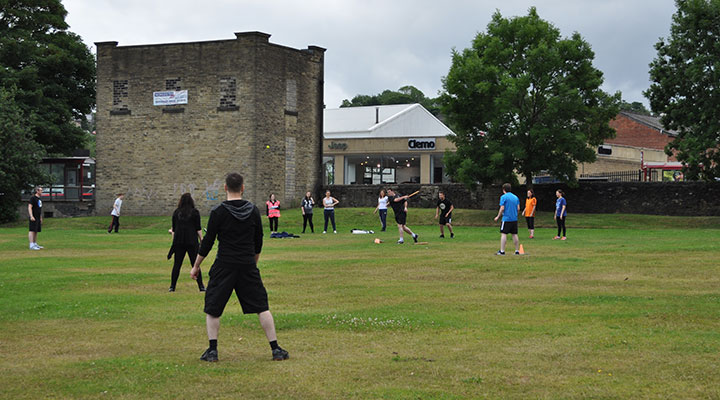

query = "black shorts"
[525,216,535,229]
[500,220,518,235]
[439,213,452,225]
[29,219,41,232]
[394,211,407,225]
[203,261,269,317]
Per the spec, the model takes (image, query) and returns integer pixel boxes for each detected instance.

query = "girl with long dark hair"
[300,191,314,233]
[168,193,205,292]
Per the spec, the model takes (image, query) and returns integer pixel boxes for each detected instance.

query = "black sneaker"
[200,348,218,362]
[495,251,505,256]
[439,234,445,238]
[450,233,454,238]
[272,347,289,361]
[168,287,175,292]
[198,286,206,292]
[514,251,520,255]
[413,233,418,243]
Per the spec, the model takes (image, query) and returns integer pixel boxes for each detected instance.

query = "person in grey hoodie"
[191,172,289,362]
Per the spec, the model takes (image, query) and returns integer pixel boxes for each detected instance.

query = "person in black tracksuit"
[168,193,205,292]
[190,172,289,362]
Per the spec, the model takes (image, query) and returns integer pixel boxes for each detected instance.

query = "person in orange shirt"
[522,189,537,238]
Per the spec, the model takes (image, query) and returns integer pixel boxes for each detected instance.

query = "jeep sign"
[408,138,436,150]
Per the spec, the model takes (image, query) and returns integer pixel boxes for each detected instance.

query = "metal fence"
[579,169,659,182]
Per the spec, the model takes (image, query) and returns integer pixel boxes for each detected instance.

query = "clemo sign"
[407,138,436,150]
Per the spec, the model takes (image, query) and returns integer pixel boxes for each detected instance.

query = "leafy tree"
[0,87,48,223]
[0,0,95,155]
[440,8,620,186]
[645,0,720,181]
[620,100,652,115]
[340,85,441,115]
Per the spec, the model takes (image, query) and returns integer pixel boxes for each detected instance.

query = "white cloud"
[63,0,677,109]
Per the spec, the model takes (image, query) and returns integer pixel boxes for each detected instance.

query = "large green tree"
[0,0,95,155]
[645,0,720,181]
[441,8,620,186]
[341,85,441,115]
[0,87,48,223]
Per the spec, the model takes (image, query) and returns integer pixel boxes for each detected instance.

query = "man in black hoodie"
[190,173,289,362]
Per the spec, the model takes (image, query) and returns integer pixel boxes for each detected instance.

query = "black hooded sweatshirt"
[198,199,263,265]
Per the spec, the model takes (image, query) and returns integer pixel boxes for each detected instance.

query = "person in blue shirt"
[493,183,521,255]
[554,189,567,240]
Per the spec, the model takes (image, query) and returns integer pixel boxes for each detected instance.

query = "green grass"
[1,208,719,399]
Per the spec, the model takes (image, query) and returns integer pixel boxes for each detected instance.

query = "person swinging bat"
[385,188,420,244]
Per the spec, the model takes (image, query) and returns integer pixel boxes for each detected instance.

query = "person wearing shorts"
[435,191,454,238]
[28,187,43,250]
[190,173,288,362]
[522,189,537,239]
[386,188,418,244]
[493,183,520,255]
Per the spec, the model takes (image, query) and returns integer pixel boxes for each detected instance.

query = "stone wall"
[325,182,720,216]
[95,32,325,215]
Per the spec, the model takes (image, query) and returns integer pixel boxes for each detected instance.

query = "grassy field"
[1,208,719,399]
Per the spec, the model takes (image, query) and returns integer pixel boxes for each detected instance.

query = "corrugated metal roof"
[324,104,455,139]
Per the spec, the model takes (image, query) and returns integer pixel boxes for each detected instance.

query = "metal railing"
[579,170,659,182]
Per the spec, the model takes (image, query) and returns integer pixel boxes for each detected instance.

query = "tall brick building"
[95,32,325,215]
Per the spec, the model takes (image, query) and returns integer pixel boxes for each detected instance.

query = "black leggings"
[268,217,278,232]
[324,209,336,231]
[556,216,566,237]
[303,213,314,232]
[108,215,119,233]
[171,243,204,289]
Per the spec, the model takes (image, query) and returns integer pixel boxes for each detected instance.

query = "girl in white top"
[373,189,389,231]
[322,190,339,233]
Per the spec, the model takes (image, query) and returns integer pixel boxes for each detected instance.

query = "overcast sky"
[62,0,678,110]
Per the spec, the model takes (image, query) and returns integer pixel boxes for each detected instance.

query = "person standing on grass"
[265,193,280,234]
[386,188,419,244]
[554,189,567,240]
[300,191,314,233]
[28,187,43,250]
[108,193,124,233]
[190,172,289,362]
[168,193,205,292]
[522,189,537,239]
[435,191,454,238]
[373,189,389,232]
[493,183,520,255]
[322,190,339,234]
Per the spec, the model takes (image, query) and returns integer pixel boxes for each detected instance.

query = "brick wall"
[95,32,325,215]
[607,114,675,160]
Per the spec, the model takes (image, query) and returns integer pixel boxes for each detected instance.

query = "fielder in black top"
[28,187,43,250]
[191,173,289,362]
[435,191,455,238]
[168,193,205,292]
[386,188,419,244]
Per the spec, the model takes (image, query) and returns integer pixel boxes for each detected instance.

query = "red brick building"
[578,111,678,180]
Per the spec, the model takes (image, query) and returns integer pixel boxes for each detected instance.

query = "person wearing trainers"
[522,189,537,239]
[322,190,339,234]
[554,189,567,240]
[28,187,43,250]
[300,191,315,233]
[373,189,389,232]
[107,193,124,233]
[191,173,288,362]
[493,183,520,255]
[435,191,455,238]
[386,188,419,244]
[168,193,205,292]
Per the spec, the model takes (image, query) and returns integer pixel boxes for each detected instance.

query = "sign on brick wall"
[153,90,188,106]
